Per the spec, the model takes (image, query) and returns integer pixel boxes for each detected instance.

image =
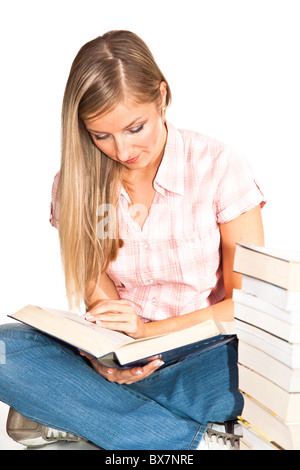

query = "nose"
[114,137,131,162]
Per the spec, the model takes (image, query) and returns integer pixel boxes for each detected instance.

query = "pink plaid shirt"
[50,122,265,321]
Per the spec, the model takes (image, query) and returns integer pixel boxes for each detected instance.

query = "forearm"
[143,298,235,337]
[85,272,120,310]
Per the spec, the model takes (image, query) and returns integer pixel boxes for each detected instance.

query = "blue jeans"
[0,323,243,450]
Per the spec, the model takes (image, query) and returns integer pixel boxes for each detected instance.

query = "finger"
[96,320,140,337]
[87,301,132,316]
[94,313,132,322]
[101,359,165,384]
[103,367,136,383]
[85,311,133,323]
[78,350,94,360]
[142,359,165,375]
[89,359,117,380]
[95,317,132,329]
[122,360,165,384]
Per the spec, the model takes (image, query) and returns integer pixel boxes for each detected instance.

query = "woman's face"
[83,93,167,174]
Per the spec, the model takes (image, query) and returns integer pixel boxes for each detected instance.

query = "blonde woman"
[1,30,264,450]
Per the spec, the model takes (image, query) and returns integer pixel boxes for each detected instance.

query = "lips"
[126,155,140,164]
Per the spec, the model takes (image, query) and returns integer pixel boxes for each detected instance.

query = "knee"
[0,323,39,360]
[0,322,34,338]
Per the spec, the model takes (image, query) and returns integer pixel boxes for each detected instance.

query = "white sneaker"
[198,421,243,450]
[6,408,83,447]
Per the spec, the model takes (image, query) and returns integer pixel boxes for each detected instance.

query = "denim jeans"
[0,323,243,450]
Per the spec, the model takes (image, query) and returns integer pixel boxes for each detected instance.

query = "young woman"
[1,30,264,450]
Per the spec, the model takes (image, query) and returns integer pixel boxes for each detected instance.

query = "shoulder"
[177,126,227,162]
[175,125,237,177]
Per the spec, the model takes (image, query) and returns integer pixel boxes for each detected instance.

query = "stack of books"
[233,243,300,450]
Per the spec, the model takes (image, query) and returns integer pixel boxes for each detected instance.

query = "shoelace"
[44,427,81,441]
[206,429,240,450]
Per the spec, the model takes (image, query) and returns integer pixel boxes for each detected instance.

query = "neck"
[125,123,168,185]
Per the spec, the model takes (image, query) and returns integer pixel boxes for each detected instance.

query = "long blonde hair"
[58,30,171,308]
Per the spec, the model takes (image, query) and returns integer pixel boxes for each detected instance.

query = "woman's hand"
[79,351,164,384]
[82,299,164,383]
[85,299,148,339]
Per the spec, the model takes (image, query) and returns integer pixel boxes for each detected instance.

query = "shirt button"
[148,279,154,285]
[152,297,156,303]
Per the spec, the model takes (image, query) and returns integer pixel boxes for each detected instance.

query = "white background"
[0,0,299,448]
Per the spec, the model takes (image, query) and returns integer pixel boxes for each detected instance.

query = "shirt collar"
[154,121,185,197]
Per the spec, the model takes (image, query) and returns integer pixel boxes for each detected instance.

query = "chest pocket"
[152,232,221,287]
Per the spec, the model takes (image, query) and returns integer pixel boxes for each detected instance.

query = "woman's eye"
[130,124,144,134]
[94,134,109,141]
[93,124,144,141]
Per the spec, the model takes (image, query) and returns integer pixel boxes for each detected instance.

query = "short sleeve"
[49,172,60,229]
[214,149,266,224]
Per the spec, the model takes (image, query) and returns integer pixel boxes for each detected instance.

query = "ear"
[159,81,167,105]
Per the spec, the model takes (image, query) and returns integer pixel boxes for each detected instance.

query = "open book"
[9,305,229,368]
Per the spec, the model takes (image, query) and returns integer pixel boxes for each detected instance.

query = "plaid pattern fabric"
[50,122,265,321]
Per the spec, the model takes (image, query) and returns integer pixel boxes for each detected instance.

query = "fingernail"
[154,360,164,367]
[107,369,113,374]
[85,314,94,320]
[135,370,143,375]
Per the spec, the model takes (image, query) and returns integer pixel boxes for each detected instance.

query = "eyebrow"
[86,116,144,135]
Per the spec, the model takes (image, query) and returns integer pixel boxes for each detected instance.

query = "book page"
[239,244,300,263]
[43,307,134,349]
